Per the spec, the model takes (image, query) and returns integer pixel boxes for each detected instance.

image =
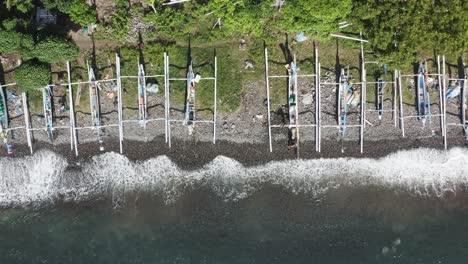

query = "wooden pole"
[394,69,397,127]
[167,55,172,148]
[164,52,168,144]
[318,62,321,152]
[116,54,123,154]
[442,55,447,150]
[22,92,33,154]
[437,55,445,137]
[398,70,405,137]
[213,55,217,144]
[315,48,319,152]
[265,48,272,152]
[293,54,300,158]
[67,61,79,156]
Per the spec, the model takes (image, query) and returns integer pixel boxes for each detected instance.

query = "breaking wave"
[0,148,467,207]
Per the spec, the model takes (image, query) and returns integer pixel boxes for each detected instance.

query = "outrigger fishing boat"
[417,62,431,125]
[287,60,298,149]
[0,86,8,134]
[338,68,353,136]
[376,78,385,120]
[88,65,101,133]
[184,62,196,128]
[138,63,147,127]
[87,64,105,148]
[43,86,54,142]
[462,79,468,138]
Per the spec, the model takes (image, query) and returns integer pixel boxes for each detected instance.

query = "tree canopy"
[14,60,51,93]
[351,0,467,66]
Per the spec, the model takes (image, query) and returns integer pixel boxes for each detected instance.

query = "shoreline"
[8,135,468,169]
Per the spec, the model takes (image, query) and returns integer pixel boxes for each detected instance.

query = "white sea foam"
[0,148,467,207]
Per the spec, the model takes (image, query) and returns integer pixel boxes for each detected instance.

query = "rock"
[244,60,254,69]
[302,93,313,105]
[256,114,264,120]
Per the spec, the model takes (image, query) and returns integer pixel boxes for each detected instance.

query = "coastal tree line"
[0,0,466,93]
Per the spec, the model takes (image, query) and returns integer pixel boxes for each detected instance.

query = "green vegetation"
[42,0,97,26]
[14,60,51,92]
[351,0,467,67]
[29,37,80,63]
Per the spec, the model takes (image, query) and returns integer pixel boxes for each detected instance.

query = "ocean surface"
[1,148,468,263]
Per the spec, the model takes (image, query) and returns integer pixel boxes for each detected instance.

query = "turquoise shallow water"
[1,185,468,264]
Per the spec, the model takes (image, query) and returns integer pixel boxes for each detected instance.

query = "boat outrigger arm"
[184,62,196,127]
[377,78,385,120]
[338,68,353,136]
[138,63,147,126]
[43,86,54,142]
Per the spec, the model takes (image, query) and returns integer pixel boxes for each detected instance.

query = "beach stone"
[302,93,313,105]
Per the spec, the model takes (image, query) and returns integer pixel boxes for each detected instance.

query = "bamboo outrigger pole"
[315,48,320,152]
[442,55,447,150]
[213,55,217,144]
[398,70,405,137]
[265,48,273,152]
[166,53,172,148]
[67,61,79,156]
[116,54,124,154]
[164,52,169,144]
[22,92,33,154]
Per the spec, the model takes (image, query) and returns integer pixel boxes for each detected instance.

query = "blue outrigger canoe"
[339,68,353,136]
[184,62,196,127]
[0,86,8,133]
[417,63,431,125]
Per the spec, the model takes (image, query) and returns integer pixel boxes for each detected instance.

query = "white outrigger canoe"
[376,78,385,120]
[88,65,101,134]
[287,59,298,148]
[138,63,147,127]
[184,62,196,128]
[338,68,353,136]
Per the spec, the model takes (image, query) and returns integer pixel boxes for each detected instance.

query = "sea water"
[0,148,468,263]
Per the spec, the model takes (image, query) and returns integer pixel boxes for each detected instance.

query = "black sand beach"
[8,135,468,169]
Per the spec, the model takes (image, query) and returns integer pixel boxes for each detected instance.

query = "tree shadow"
[138,30,145,71]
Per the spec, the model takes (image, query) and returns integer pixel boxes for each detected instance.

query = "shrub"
[0,30,34,55]
[32,37,80,63]
[14,60,51,93]
[43,0,97,26]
